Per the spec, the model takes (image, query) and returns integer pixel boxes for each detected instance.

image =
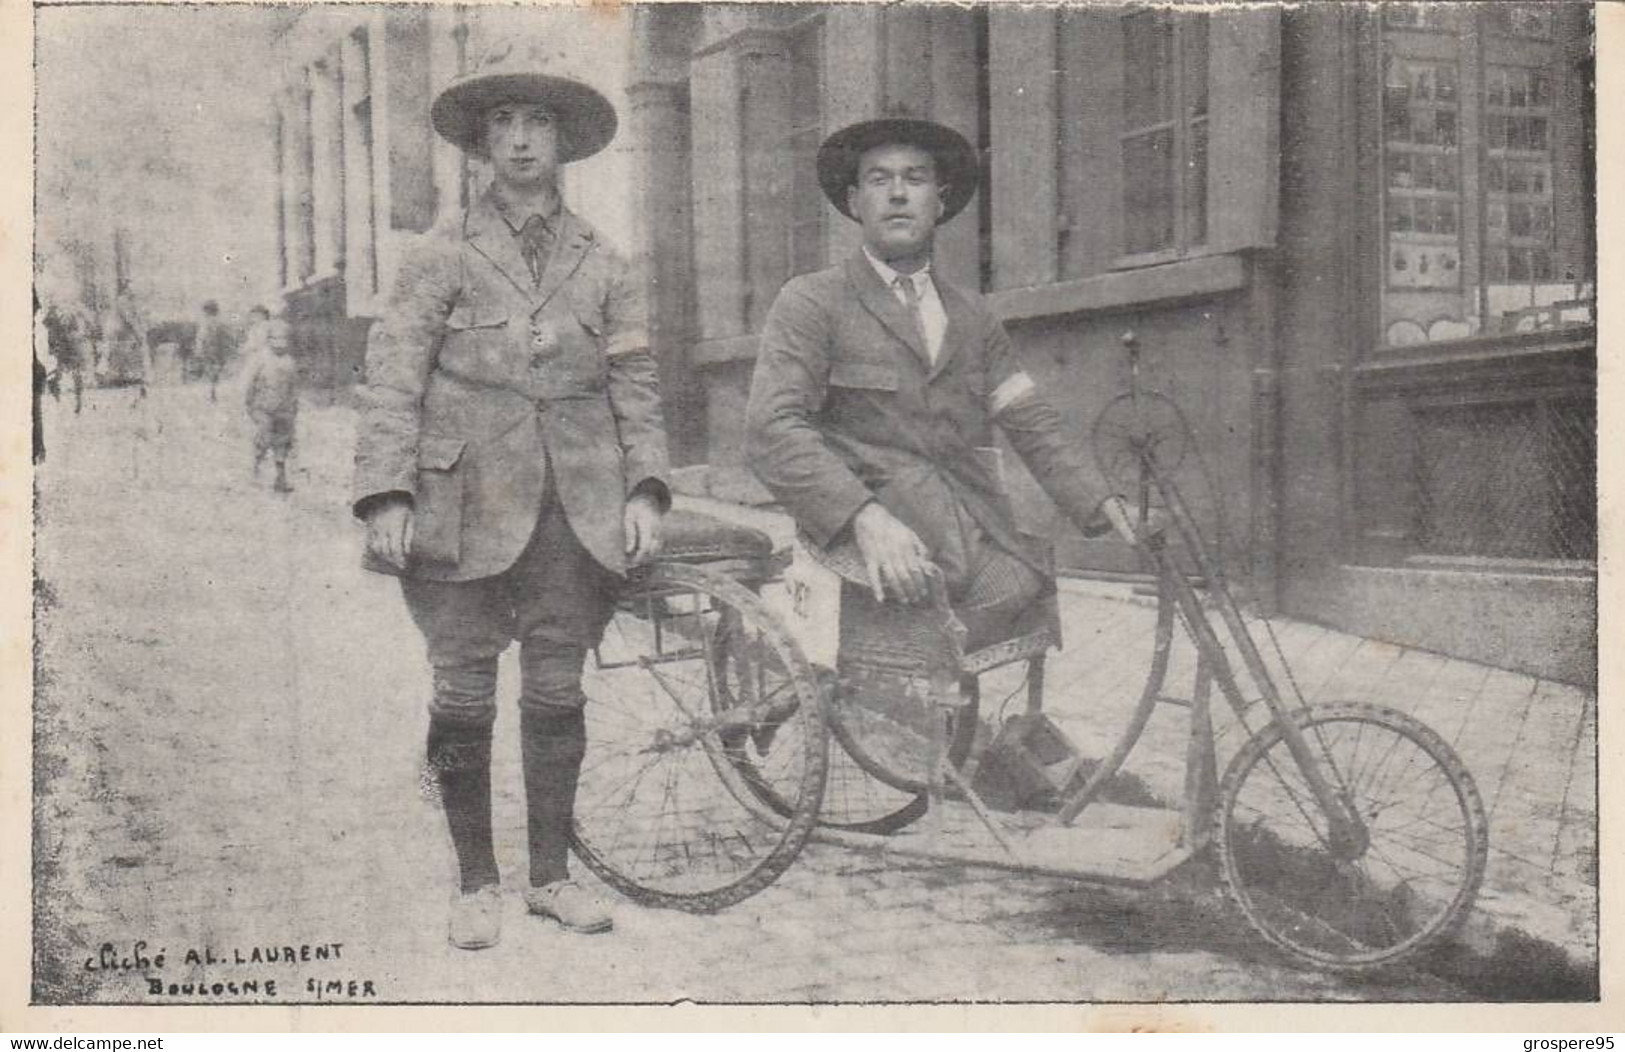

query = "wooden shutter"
[1206,8,1281,254]
[1057,7,1122,279]
[989,9,1059,290]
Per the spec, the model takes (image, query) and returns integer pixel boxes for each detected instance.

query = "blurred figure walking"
[197,300,233,402]
[241,304,271,364]
[106,287,149,406]
[42,298,86,414]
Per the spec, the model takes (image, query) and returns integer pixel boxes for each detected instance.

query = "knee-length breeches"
[400,491,620,725]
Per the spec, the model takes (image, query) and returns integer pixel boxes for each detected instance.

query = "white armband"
[989,371,1036,417]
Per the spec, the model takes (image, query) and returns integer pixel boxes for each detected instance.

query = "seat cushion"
[658,508,776,564]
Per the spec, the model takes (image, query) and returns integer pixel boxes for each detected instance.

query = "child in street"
[243,317,299,493]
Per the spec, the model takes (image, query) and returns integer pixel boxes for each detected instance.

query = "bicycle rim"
[1215,702,1489,970]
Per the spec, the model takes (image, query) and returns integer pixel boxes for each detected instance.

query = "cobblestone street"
[34,385,1579,1005]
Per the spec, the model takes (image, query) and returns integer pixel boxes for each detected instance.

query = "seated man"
[746,115,1135,651]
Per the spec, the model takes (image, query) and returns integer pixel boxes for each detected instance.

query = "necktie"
[518,214,555,287]
[895,274,930,360]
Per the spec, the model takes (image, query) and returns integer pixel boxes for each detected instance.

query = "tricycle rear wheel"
[570,563,828,912]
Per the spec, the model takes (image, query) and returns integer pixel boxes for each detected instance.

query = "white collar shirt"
[863,246,947,365]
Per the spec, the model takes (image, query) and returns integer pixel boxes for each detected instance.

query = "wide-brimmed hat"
[431,39,617,162]
[816,116,980,223]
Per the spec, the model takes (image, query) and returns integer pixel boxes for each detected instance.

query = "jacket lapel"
[929,276,975,382]
[528,211,593,317]
[464,193,535,302]
[846,252,930,368]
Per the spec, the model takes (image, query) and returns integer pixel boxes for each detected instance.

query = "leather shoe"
[448,884,502,949]
[524,880,613,933]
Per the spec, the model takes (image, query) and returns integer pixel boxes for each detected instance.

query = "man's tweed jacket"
[745,251,1110,591]
[353,191,668,581]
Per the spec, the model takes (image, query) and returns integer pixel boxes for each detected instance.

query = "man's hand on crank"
[365,496,414,570]
[1100,495,1168,545]
[851,501,934,606]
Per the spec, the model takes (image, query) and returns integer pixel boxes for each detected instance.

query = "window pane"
[1122,11,1171,129]
[1182,13,1209,118]
[1116,10,1207,259]
[1486,3,1554,39]
[1122,129,1174,254]
[1383,4,1457,32]
[1185,116,1207,247]
[1382,54,1461,305]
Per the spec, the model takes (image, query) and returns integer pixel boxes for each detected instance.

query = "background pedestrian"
[243,316,299,493]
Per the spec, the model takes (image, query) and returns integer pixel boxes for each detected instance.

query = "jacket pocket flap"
[829,360,900,391]
[568,289,606,337]
[417,436,467,470]
[446,304,508,331]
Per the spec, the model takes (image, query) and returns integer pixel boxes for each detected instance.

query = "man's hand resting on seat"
[850,502,935,606]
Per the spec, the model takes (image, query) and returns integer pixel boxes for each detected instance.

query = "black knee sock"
[520,706,586,888]
[427,717,499,894]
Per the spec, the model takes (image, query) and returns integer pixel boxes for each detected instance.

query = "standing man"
[747,116,1142,650]
[352,41,668,950]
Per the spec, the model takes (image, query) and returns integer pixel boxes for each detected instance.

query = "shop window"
[1378,3,1592,347]
[1355,3,1594,569]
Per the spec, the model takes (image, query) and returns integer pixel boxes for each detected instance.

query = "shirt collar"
[862,245,933,294]
[491,187,563,236]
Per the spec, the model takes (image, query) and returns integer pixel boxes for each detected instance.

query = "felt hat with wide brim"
[431,41,617,163]
[816,117,980,223]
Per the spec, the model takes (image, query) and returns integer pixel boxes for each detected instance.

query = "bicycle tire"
[715,646,976,834]
[1214,702,1489,971]
[569,563,829,912]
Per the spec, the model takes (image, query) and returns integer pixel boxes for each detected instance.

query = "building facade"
[628,3,1596,684]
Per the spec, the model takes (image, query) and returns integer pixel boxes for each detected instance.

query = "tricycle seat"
[623,508,786,594]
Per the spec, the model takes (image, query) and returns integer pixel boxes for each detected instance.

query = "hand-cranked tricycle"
[567,333,1488,973]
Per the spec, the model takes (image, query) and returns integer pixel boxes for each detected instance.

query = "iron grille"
[1415,395,1594,561]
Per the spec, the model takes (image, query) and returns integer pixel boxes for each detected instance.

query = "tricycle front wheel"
[1214,702,1489,971]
